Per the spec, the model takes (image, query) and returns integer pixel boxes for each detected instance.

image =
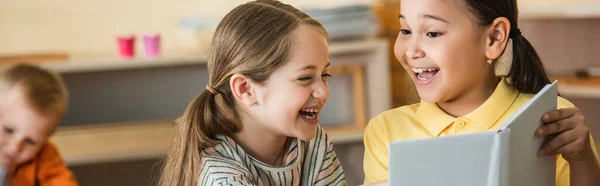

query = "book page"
[389,131,497,186]
[498,81,558,186]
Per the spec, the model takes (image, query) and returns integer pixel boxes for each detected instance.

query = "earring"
[487,58,493,64]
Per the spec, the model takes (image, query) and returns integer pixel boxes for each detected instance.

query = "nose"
[312,81,330,104]
[404,36,425,60]
[5,138,23,158]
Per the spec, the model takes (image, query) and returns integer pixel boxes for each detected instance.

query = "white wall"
[0,0,372,54]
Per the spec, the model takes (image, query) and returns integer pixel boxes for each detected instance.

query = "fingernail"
[543,114,549,120]
[538,148,547,156]
[540,146,551,156]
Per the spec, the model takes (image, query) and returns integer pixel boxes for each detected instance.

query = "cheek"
[433,48,458,73]
[16,147,39,164]
[282,88,310,113]
[275,88,311,119]
[430,39,474,74]
[263,85,301,116]
[393,37,407,64]
[0,133,7,144]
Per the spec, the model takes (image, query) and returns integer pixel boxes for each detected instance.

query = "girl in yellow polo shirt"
[362,0,600,185]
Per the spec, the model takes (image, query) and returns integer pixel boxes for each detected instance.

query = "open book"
[388,81,558,186]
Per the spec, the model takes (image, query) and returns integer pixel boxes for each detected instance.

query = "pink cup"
[143,34,161,58]
[117,36,135,59]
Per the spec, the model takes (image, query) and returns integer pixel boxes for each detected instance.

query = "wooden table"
[51,121,364,166]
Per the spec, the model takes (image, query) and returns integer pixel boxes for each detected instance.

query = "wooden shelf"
[51,121,364,166]
[42,50,208,73]
[520,2,600,20]
[551,76,600,99]
[0,39,389,74]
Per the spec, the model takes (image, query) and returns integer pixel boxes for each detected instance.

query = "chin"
[416,88,445,103]
[297,134,316,141]
[295,126,317,141]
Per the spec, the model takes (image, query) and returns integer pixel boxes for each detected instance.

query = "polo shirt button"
[457,121,466,128]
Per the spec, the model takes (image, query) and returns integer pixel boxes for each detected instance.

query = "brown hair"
[158,0,327,185]
[0,63,69,122]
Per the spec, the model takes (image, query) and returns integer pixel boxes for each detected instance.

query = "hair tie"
[509,28,521,39]
[205,85,218,95]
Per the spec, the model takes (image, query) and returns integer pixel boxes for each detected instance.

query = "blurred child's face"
[0,87,55,168]
[396,0,491,103]
[251,25,330,141]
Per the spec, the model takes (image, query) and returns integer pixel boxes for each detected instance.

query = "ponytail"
[506,34,551,94]
[159,85,239,186]
[463,0,551,94]
[159,0,327,185]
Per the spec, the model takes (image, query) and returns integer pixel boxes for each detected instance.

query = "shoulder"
[35,142,78,186]
[372,103,419,122]
[516,91,576,109]
[37,142,61,160]
[36,142,68,169]
[201,139,250,174]
[557,96,576,109]
[200,153,253,186]
[199,164,253,186]
[366,103,420,135]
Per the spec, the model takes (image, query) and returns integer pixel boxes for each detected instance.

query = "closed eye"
[321,73,331,83]
[3,126,13,134]
[298,76,312,82]
[25,138,38,146]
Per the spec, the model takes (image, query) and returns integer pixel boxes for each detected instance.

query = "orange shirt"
[9,142,77,186]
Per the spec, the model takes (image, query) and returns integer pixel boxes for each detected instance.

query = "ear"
[230,73,257,106]
[485,17,511,60]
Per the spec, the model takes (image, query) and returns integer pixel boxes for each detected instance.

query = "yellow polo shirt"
[363,79,599,185]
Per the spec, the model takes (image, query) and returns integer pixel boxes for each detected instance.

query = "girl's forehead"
[401,0,472,23]
[285,26,329,69]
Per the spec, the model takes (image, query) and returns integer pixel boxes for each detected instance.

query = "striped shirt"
[199,125,346,186]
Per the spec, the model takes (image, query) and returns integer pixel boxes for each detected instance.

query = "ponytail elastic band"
[205,85,218,95]
[509,28,521,39]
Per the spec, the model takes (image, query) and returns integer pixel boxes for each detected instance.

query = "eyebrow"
[399,14,450,24]
[298,62,331,71]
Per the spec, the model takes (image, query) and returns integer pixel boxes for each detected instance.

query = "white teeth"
[411,68,422,73]
[300,108,320,113]
[411,67,439,73]
[300,108,318,120]
[301,114,317,120]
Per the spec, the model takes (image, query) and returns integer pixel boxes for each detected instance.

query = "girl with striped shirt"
[159,1,346,185]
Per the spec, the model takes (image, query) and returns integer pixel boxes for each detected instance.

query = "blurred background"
[1,0,600,185]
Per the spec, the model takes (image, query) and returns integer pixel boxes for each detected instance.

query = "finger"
[538,129,580,156]
[553,138,586,156]
[542,108,577,123]
[536,118,578,137]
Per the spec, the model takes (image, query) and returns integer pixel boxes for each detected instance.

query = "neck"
[437,73,500,117]
[233,116,290,166]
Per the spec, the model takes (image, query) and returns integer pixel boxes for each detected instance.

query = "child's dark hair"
[464,0,551,94]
